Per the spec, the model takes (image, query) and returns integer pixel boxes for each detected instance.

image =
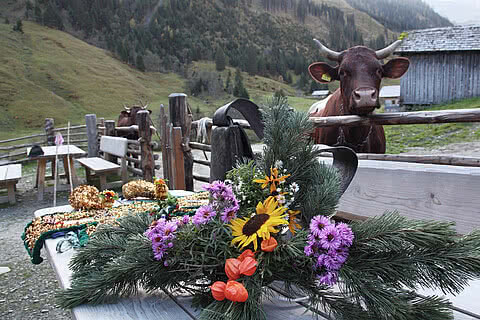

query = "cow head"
[118,103,152,127]
[309,40,409,115]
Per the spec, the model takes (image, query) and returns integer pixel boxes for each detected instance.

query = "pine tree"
[43,2,64,30]
[215,45,226,71]
[13,19,23,33]
[246,46,257,75]
[233,68,249,98]
[136,55,146,72]
[225,70,232,94]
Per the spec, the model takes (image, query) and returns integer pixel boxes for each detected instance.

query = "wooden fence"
[160,95,480,237]
[0,118,90,165]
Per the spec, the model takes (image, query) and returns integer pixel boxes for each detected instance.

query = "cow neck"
[336,103,373,152]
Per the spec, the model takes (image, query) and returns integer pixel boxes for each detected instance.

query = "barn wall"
[400,51,480,105]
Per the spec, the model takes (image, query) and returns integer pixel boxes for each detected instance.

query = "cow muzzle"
[352,87,379,113]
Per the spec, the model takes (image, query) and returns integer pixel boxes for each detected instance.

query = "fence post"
[85,114,98,157]
[159,105,171,187]
[104,120,116,136]
[168,93,194,191]
[45,118,55,146]
[137,110,154,182]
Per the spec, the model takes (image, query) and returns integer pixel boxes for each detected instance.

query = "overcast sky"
[422,0,480,24]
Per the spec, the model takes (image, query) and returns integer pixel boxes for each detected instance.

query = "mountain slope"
[0,21,187,133]
[0,21,305,135]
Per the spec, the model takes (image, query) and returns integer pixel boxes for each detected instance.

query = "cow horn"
[375,40,403,60]
[313,39,342,62]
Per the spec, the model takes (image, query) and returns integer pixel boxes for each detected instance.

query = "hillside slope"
[0,21,188,133]
[0,21,307,136]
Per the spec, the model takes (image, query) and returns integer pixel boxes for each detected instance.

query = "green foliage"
[233,68,249,99]
[345,0,452,32]
[215,45,226,72]
[136,54,145,72]
[13,19,23,33]
[259,97,340,224]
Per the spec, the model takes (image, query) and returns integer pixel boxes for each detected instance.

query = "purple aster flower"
[304,243,314,256]
[310,216,332,237]
[315,253,327,268]
[319,225,342,250]
[336,222,354,247]
[148,219,178,262]
[323,252,344,271]
[182,215,190,225]
[220,206,238,223]
[317,271,338,286]
[192,205,216,226]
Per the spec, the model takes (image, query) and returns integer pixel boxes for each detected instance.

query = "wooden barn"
[395,24,480,106]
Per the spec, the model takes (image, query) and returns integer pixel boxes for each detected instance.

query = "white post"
[67,122,73,192]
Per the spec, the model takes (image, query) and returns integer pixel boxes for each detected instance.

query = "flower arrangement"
[154,177,169,200]
[58,98,480,320]
[99,190,118,208]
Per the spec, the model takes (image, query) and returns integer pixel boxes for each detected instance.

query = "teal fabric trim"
[21,216,98,265]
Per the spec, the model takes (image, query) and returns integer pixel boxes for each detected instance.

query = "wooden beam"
[169,93,194,191]
[193,159,210,167]
[172,127,186,190]
[85,114,98,157]
[310,108,480,127]
[317,153,480,167]
[160,105,170,185]
[45,118,55,146]
[189,142,211,152]
[193,174,209,183]
[138,110,154,182]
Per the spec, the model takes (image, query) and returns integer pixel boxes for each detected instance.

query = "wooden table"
[33,199,480,320]
[0,164,21,204]
[27,145,86,200]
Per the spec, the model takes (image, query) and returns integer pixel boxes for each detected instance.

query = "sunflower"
[288,210,302,235]
[229,196,289,251]
[253,167,290,194]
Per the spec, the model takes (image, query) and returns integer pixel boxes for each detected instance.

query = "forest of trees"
[21,0,451,94]
[345,0,452,32]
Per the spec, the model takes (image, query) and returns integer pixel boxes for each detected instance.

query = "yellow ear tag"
[321,73,331,82]
[398,32,408,40]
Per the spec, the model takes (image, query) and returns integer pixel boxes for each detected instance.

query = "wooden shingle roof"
[395,24,480,53]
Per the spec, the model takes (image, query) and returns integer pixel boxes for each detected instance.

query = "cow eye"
[376,69,383,78]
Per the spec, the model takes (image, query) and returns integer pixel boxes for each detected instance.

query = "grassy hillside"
[385,98,480,153]
[0,21,312,139]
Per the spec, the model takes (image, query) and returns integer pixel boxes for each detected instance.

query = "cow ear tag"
[321,73,331,82]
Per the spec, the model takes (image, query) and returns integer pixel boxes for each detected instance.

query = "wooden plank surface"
[27,145,86,159]
[326,158,480,235]
[309,108,480,128]
[33,205,322,320]
[76,158,121,172]
[0,163,21,181]
[100,136,127,158]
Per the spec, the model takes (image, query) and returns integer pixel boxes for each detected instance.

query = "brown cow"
[308,40,410,153]
[117,104,152,140]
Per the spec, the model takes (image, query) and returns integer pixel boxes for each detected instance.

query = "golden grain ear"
[309,63,338,83]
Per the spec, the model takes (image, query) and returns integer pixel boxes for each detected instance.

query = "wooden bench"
[0,164,21,204]
[76,136,128,190]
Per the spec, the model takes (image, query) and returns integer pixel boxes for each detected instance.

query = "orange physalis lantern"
[261,237,278,252]
[225,258,241,280]
[225,280,248,302]
[237,249,255,262]
[210,281,226,301]
[239,257,257,276]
